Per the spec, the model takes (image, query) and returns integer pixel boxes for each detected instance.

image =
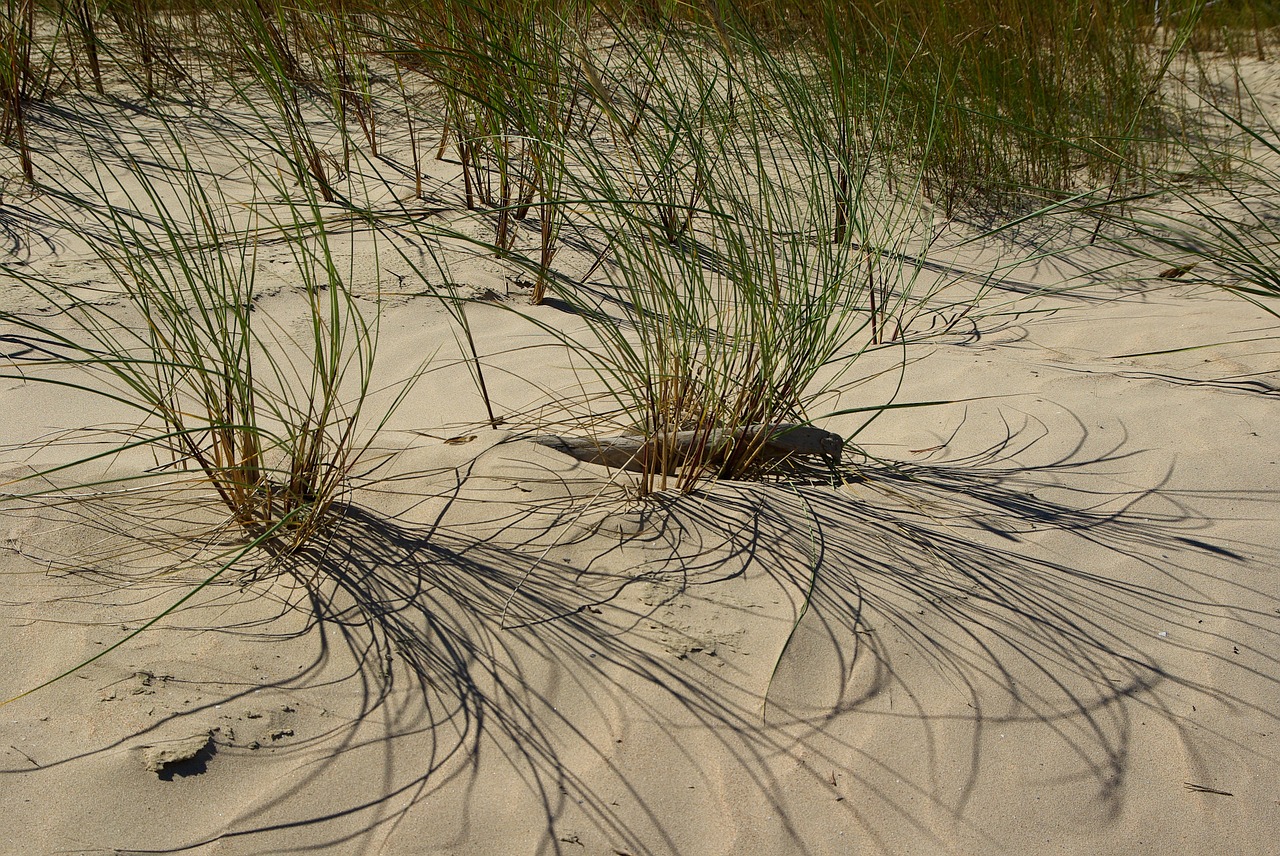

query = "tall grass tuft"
[383,0,589,284]
[1,0,36,181]
[219,0,343,203]
[463,19,976,494]
[68,0,105,94]
[1111,84,1280,313]
[0,100,394,557]
[685,0,1200,214]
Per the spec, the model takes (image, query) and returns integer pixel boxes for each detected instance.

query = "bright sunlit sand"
[1,3,1278,854]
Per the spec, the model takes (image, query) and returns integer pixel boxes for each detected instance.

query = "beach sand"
[1,71,1278,856]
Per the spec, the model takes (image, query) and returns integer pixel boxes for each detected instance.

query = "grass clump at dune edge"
[1108,82,1280,314]
[462,17,980,493]
[4,0,1273,209]
[0,103,402,561]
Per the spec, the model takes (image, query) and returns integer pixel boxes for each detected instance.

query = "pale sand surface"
[2,86,1279,856]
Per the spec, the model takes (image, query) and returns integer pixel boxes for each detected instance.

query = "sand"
[2,70,1279,856]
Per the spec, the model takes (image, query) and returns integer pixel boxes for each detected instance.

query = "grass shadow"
[1,419,1276,853]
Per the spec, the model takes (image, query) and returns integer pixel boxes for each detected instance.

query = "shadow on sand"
[3,418,1278,855]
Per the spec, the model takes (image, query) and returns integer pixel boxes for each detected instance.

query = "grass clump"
[2,0,1274,218]
[1110,83,1280,312]
[613,0,1203,213]
[1,0,37,181]
[0,102,395,557]
[450,20,983,494]
[383,0,590,288]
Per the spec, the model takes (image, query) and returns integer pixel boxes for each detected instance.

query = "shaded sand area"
[4,262,1279,855]
[2,67,1280,856]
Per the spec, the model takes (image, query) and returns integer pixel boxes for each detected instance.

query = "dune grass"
[366,11,997,494]
[0,0,1273,502]
[1108,81,1280,313]
[1,0,37,181]
[0,96,399,558]
[0,0,1277,705]
[612,0,1214,213]
[2,0,1269,207]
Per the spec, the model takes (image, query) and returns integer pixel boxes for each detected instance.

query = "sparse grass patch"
[0,98,403,558]
[1109,83,1280,312]
[414,22,994,495]
[1,0,36,181]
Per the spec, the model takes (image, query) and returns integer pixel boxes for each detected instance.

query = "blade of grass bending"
[1109,334,1280,359]
[822,395,1007,421]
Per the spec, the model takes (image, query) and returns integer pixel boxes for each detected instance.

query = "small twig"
[1184,782,1233,796]
[9,745,38,767]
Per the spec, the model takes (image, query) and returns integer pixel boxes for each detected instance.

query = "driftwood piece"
[528,423,843,473]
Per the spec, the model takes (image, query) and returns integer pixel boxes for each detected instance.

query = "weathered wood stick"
[528,423,843,473]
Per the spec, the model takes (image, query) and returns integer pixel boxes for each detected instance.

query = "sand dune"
[2,32,1279,856]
